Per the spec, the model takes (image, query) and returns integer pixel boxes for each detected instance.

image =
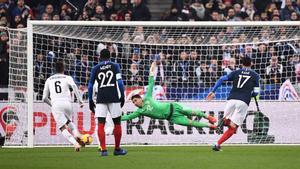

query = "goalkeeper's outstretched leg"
[171,116,217,129]
[174,103,217,124]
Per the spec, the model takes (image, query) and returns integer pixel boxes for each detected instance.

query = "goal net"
[3,21,300,146]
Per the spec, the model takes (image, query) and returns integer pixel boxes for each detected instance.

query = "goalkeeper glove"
[89,101,96,113]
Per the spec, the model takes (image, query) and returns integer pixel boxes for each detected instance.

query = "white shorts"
[95,103,122,118]
[51,101,73,129]
[224,99,248,126]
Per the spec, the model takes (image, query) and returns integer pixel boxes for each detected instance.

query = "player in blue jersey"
[206,56,260,151]
[88,49,127,156]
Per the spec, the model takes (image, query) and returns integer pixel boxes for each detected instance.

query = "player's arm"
[121,110,141,121]
[252,74,260,97]
[88,66,97,113]
[42,79,52,107]
[115,63,125,107]
[206,72,234,101]
[68,76,83,107]
[145,62,156,98]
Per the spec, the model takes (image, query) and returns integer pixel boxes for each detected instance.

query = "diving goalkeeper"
[121,62,217,129]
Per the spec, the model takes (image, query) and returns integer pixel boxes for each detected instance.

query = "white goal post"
[3,20,300,147]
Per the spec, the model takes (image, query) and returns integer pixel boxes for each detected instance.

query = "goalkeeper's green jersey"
[121,76,171,121]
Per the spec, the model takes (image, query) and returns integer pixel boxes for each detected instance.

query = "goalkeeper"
[122,62,217,129]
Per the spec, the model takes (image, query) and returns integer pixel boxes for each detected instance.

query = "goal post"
[4,20,300,147]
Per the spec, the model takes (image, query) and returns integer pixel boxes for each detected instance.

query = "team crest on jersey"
[144,101,153,111]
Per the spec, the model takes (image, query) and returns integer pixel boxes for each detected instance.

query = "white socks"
[61,129,78,146]
[68,122,80,138]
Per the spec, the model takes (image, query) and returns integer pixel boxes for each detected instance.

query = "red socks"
[114,124,122,150]
[217,127,236,145]
[97,123,106,151]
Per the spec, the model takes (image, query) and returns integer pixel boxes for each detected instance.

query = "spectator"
[129,47,143,68]
[290,11,299,20]
[124,12,132,21]
[116,0,132,21]
[224,57,238,75]
[52,14,60,20]
[104,0,116,20]
[152,53,166,86]
[90,5,104,21]
[265,56,283,84]
[174,51,190,85]
[132,0,151,21]
[41,12,50,20]
[281,0,296,21]
[60,3,74,20]
[210,11,221,21]
[83,0,97,18]
[10,15,22,28]
[165,6,182,21]
[75,52,93,87]
[125,63,144,86]
[189,50,200,87]
[34,52,46,100]
[190,0,205,20]
[260,12,269,21]
[180,0,197,21]
[132,26,145,43]
[241,2,255,20]
[195,61,210,86]
[110,12,118,21]
[44,4,54,19]
[226,7,236,21]
[11,0,33,25]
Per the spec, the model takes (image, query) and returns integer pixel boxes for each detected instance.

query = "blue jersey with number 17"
[227,68,260,105]
[89,61,123,103]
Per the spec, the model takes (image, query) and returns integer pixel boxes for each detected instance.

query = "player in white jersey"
[42,60,83,151]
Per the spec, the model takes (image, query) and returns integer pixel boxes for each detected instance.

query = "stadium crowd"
[0,0,300,100]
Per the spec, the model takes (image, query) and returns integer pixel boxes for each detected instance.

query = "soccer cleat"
[74,143,81,152]
[207,115,217,124]
[113,148,127,156]
[76,137,85,147]
[215,118,225,134]
[100,150,108,156]
[212,144,221,151]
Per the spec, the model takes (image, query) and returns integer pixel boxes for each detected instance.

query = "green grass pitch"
[0,146,299,169]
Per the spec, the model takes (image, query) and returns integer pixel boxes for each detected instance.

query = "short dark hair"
[55,59,65,73]
[242,56,252,67]
[100,49,110,60]
[131,94,142,100]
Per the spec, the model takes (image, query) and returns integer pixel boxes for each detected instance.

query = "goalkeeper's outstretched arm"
[145,62,156,98]
[121,110,141,121]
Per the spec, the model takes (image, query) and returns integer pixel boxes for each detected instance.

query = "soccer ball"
[81,134,93,145]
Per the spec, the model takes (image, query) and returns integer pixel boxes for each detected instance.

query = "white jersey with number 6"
[43,74,77,104]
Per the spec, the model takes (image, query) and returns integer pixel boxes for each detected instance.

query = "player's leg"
[60,124,81,151]
[213,100,248,151]
[95,104,108,156]
[171,116,216,129]
[108,103,127,156]
[174,103,216,123]
[215,100,236,134]
[105,113,114,135]
[52,103,81,151]
[64,106,81,138]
